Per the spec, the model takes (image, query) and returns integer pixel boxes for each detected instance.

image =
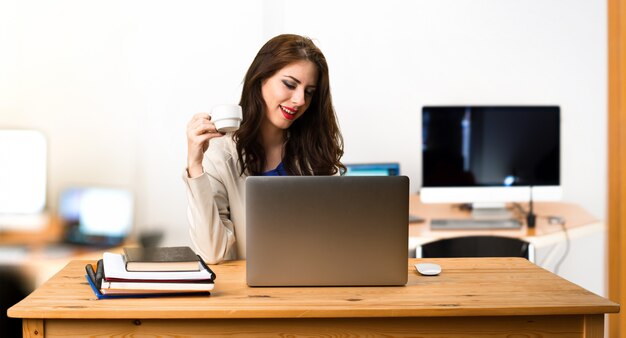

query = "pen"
[197,255,216,281]
[95,259,104,290]
[85,264,97,287]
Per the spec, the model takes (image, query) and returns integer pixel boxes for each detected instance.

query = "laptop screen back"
[246,176,409,286]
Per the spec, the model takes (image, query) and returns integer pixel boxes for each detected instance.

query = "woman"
[183,34,345,264]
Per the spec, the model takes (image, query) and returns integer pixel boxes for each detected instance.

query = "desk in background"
[0,216,132,337]
[9,258,618,337]
[409,195,606,296]
[409,195,600,241]
[0,216,128,288]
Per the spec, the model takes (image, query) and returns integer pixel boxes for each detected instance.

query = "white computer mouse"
[415,263,442,276]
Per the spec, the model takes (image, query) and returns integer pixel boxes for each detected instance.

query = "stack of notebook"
[85,246,215,299]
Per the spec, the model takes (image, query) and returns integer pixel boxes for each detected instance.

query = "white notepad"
[102,252,212,280]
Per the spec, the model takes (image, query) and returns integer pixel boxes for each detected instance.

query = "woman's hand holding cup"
[186,104,242,178]
[186,112,223,178]
[211,104,243,133]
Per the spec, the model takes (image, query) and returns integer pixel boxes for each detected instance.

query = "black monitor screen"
[422,106,560,187]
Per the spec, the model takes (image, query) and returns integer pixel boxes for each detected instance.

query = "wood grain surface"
[9,258,618,320]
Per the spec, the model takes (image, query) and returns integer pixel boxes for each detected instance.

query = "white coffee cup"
[211,104,243,133]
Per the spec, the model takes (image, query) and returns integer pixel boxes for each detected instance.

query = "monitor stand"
[470,203,513,220]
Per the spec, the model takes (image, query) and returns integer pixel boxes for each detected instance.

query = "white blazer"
[182,134,246,264]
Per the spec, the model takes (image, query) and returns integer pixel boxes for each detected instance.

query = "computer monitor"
[59,187,134,247]
[420,106,561,207]
[345,163,400,176]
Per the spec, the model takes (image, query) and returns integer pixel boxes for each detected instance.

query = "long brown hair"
[234,34,345,176]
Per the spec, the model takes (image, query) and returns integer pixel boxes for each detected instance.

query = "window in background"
[0,130,47,231]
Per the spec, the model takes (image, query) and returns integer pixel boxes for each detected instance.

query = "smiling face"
[260,60,318,131]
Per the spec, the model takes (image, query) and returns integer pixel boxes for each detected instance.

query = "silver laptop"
[246,176,409,286]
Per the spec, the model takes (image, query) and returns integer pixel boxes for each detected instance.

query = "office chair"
[416,236,535,263]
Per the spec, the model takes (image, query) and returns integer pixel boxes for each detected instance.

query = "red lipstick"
[280,105,296,121]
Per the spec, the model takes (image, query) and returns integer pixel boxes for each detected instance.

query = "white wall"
[1,1,607,252]
[283,0,607,214]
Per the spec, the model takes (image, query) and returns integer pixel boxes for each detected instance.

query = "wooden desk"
[9,258,619,337]
[409,195,606,266]
[409,194,600,242]
[408,195,606,296]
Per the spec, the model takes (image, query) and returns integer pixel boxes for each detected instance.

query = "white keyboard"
[430,218,522,230]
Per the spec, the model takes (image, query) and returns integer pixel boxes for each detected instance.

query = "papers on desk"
[103,252,212,281]
[85,252,215,299]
